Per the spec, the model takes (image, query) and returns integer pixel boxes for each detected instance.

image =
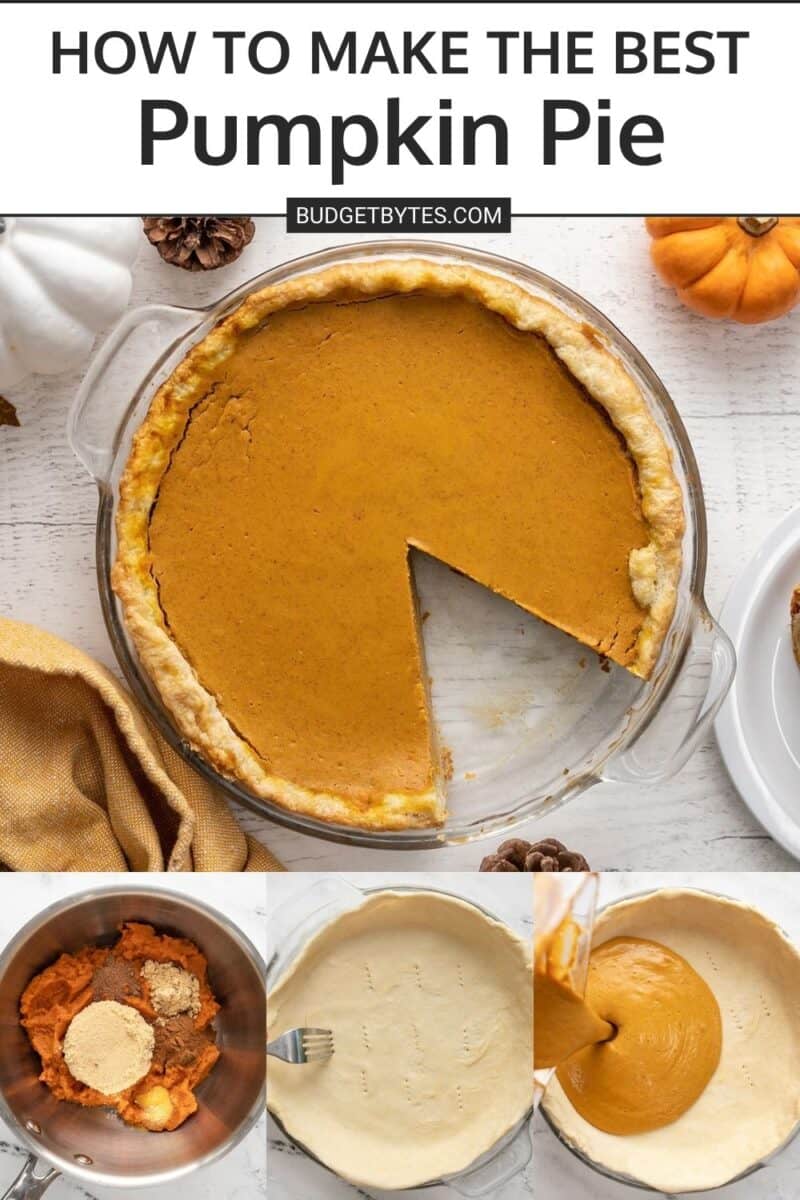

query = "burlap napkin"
[0,618,283,872]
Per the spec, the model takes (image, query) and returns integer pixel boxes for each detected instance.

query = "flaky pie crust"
[113,259,685,830]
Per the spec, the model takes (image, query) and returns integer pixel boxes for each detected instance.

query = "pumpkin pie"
[113,259,684,829]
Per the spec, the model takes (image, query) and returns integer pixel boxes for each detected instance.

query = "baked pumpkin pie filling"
[114,260,684,828]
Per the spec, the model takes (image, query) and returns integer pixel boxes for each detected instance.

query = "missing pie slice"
[113,259,684,829]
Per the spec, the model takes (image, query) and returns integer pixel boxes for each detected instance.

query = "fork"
[267,1027,335,1064]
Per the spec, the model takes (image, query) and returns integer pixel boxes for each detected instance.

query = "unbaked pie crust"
[266,890,532,1190]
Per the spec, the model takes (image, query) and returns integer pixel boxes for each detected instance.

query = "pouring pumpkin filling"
[536,935,722,1134]
[20,922,220,1131]
[539,889,800,1194]
[113,258,684,831]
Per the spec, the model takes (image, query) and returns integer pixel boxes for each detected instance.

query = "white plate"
[715,505,800,861]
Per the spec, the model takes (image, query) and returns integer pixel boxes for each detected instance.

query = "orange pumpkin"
[646,216,800,324]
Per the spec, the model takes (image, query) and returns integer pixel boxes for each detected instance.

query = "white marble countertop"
[0,873,267,1200]
[266,872,533,1200]
[534,872,800,1200]
[3,218,800,872]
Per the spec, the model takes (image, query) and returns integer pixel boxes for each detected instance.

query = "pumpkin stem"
[737,216,779,237]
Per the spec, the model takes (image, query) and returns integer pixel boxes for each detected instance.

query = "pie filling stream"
[535,933,722,1135]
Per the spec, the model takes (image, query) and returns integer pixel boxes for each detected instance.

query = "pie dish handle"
[601,605,736,786]
[68,302,204,483]
[1,1156,59,1200]
[444,1120,533,1197]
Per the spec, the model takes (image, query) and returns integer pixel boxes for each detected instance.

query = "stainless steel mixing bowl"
[0,886,266,1196]
[70,238,736,849]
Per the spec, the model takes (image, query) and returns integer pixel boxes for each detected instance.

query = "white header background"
[0,1,796,212]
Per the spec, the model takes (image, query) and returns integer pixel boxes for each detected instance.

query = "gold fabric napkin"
[0,618,283,872]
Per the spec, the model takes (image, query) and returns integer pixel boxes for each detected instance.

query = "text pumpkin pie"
[113,259,684,829]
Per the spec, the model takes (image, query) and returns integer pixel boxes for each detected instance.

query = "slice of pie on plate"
[113,259,684,829]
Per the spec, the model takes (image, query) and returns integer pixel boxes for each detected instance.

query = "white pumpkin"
[0,217,140,389]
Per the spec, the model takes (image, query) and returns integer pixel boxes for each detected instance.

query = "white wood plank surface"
[2,218,799,872]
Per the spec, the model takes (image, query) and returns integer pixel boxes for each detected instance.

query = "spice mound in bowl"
[20,922,220,1130]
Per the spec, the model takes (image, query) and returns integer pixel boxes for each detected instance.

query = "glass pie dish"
[69,238,736,849]
[541,1111,800,1197]
[537,886,800,1195]
[265,876,533,1195]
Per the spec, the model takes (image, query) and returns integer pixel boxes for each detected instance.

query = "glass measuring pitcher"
[533,873,599,1108]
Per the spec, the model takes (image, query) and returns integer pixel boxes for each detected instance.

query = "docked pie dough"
[267,890,533,1190]
[542,889,800,1193]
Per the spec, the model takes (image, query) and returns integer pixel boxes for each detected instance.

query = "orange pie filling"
[536,934,722,1135]
[143,293,651,806]
[113,260,684,826]
[20,923,220,1131]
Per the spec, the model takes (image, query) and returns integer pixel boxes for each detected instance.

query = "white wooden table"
[0,873,267,1199]
[534,871,800,1199]
[266,871,533,1200]
[2,218,798,872]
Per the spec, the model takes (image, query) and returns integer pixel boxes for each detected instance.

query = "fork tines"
[301,1030,334,1061]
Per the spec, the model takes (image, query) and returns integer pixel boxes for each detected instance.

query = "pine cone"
[0,396,19,428]
[480,837,589,872]
[142,217,255,271]
[526,839,590,872]
[477,854,518,872]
